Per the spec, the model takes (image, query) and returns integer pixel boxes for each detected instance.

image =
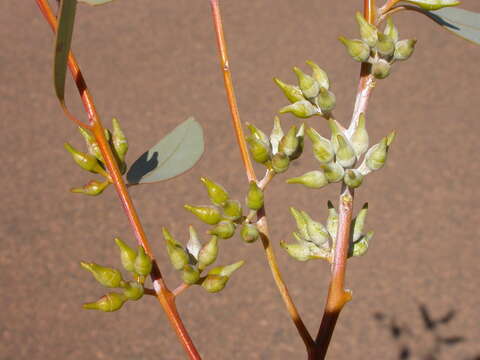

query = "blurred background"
[1,1,479,359]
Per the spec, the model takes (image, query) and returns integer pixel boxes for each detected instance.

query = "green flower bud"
[394,39,417,61]
[355,11,378,47]
[339,37,371,62]
[134,246,153,276]
[186,225,202,260]
[209,220,236,239]
[182,264,201,285]
[80,262,123,288]
[78,127,103,162]
[201,274,229,293]
[184,205,222,225]
[279,125,299,158]
[320,162,345,183]
[272,152,290,173]
[343,169,364,188]
[384,17,399,43]
[163,228,189,271]
[122,281,144,301]
[365,137,388,171]
[270,116,285,155]
[114,237,137,272]
[376,33,395,57]
[290,207,310,240]
[349,113,369,157]
[386,130,396,146]
[198,236,219,270]
[200,177,229,206]
[222,199,243,221]
[273,78,305,103]
[64,143,108,177]
[301,210,330,249]
[293,66,320,99]
[111,118,128,162]
[83,292,127,312]
[335,134,356,168]
[280,241,311,262]
[372,59,391,79]
[306,127,334,164]
[71,180,109,196]
[402,0,459,11]
[306,60,329,90]
[279,100,319,119]
[246,181,264,210]
[286,170,328,189]
[240,223,260,243]
[352,203,368,242]
[316,87,336,114]
[289,124,304,161]
[246,135,272,164]
[328,118,346,150]
[350,231,373,257]
[208,260,244,277]
[326,201,339,240]
[246,123,270,144]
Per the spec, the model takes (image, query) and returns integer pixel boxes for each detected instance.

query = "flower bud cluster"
[282,201,374,262]
[81,238,152,312]
[340,13,417,80]
[274,60,336,119]
[66,118,129,196]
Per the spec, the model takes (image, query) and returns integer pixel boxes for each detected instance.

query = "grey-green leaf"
[127,117,204,184]
[79,0,115,5]
[423,7,480,45]
[54,0,78,102]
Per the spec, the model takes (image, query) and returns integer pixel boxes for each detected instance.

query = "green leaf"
[403,0,460,11]
[54,0,78,103]
[127,117,204,184]
[425,7,480,45]
[78,0,115,5]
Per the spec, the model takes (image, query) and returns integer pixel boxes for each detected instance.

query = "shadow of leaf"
[126,151,159,185]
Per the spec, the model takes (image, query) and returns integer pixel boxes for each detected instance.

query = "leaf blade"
[78,0,115,5]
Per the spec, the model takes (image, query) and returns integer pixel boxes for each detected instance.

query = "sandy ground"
[1,1,479,359]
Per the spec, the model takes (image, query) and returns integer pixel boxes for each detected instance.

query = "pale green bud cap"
[384,17,399,43]
[78,127,103,162]
[71,180,109,196]
[246,136,272,164]
[352,203,368,242]
[289,124,305,161]
[328,118,345,150]
[326,201,339,240]
[290,207,309,240]
[114,237,137,272]
[166,242,189,271]
[122,281,144,301]
[365,137,388,171]
[273,78,305,103]
[316,87,336,113]
[209,220,236,239]
[272,152,290,173]
[198,236,219,270]
[280,241,312,262]
[320,162,345,183]
[386,130,396,146]
[208,260,245,278]
[293,66,320,99]
[301,210,330,249]
[222,199,243,221]
[339,37,370,62]
[336,134,356,168]
[279,125,299,158]
[394,39,417,61]
[376,33,395,57]
[184,205,222,225]
[306,127,334,164]
[306,60,329,90]
[134,246,153,276]
[372,59,392,79]
[270,116,284,155]
[200,177,229,206]
[355,11,378,48]
[344,169,364,188]
[350,231,373,257]
[83,292,127,312]
[279,100,319,119]
[240,223,260,243]
[246,181,264,210]
[201,274,229,293]
[186,226,202,260]
[286,170,328,189]
[350,113,369,157]
[246,123,270,144]
[80,262,123,288]
[402,0,459,11]
[112,118,128,162]
[182,265,201,285]
[64,143,107,177]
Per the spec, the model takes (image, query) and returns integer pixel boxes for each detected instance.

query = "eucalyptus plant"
[34,0,479,359]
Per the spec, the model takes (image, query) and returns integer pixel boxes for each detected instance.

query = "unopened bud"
[326,201,339,240]
[290,207,309,240]
[182,264,201,285]
[83,292,127,312]
[240,223,260,243]
[80,262,123,288]
[279,100,319,119]
[365,137,388,171]
[316,87,336,113]
[200,177,229,206]
[384,17,399,43]
[271,152,290,173]
[386,130,396,146]
[339,37,370,62]
[71,180,109,196]
[352,203,368,242]
[186,226,202,260]
[394,39,417,61]
[198,236,219,270]
[335,134,356,168]
[246,123,270,144]
[286,170,328,189]
[306,127,334,164]
[246,136,271,164]
[279,125,299,158]
[114,238,137,272]
[376,33,395,57]
[122,281,144,301]
[355,11,378,47]
[350,231,373,257]
[208,260,244,278]
[320,162,345,183]
[163,228,188,271]
[184,205,222,225]
[301,210,330,249]
[402,0,459,11]
[344,169,364,188]
[246,181,264,210]
[201,274,229,293]
[372,59,391,79]
[293,66,320,99]
[306,60,329,89]
[78,127,103,162]
[64,143,108,177]
[270,116,285,155]
[350,113,369,156]
[273,78,305,103]
[222,200,243,221]
[112,118,128,162]
[134,246,153,276]
[209,220,236,239]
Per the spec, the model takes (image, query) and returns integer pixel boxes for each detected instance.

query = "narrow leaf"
[403,0,459,11]
[78,0,115,5]
[54,0,78,102]
[127,117,204,184]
